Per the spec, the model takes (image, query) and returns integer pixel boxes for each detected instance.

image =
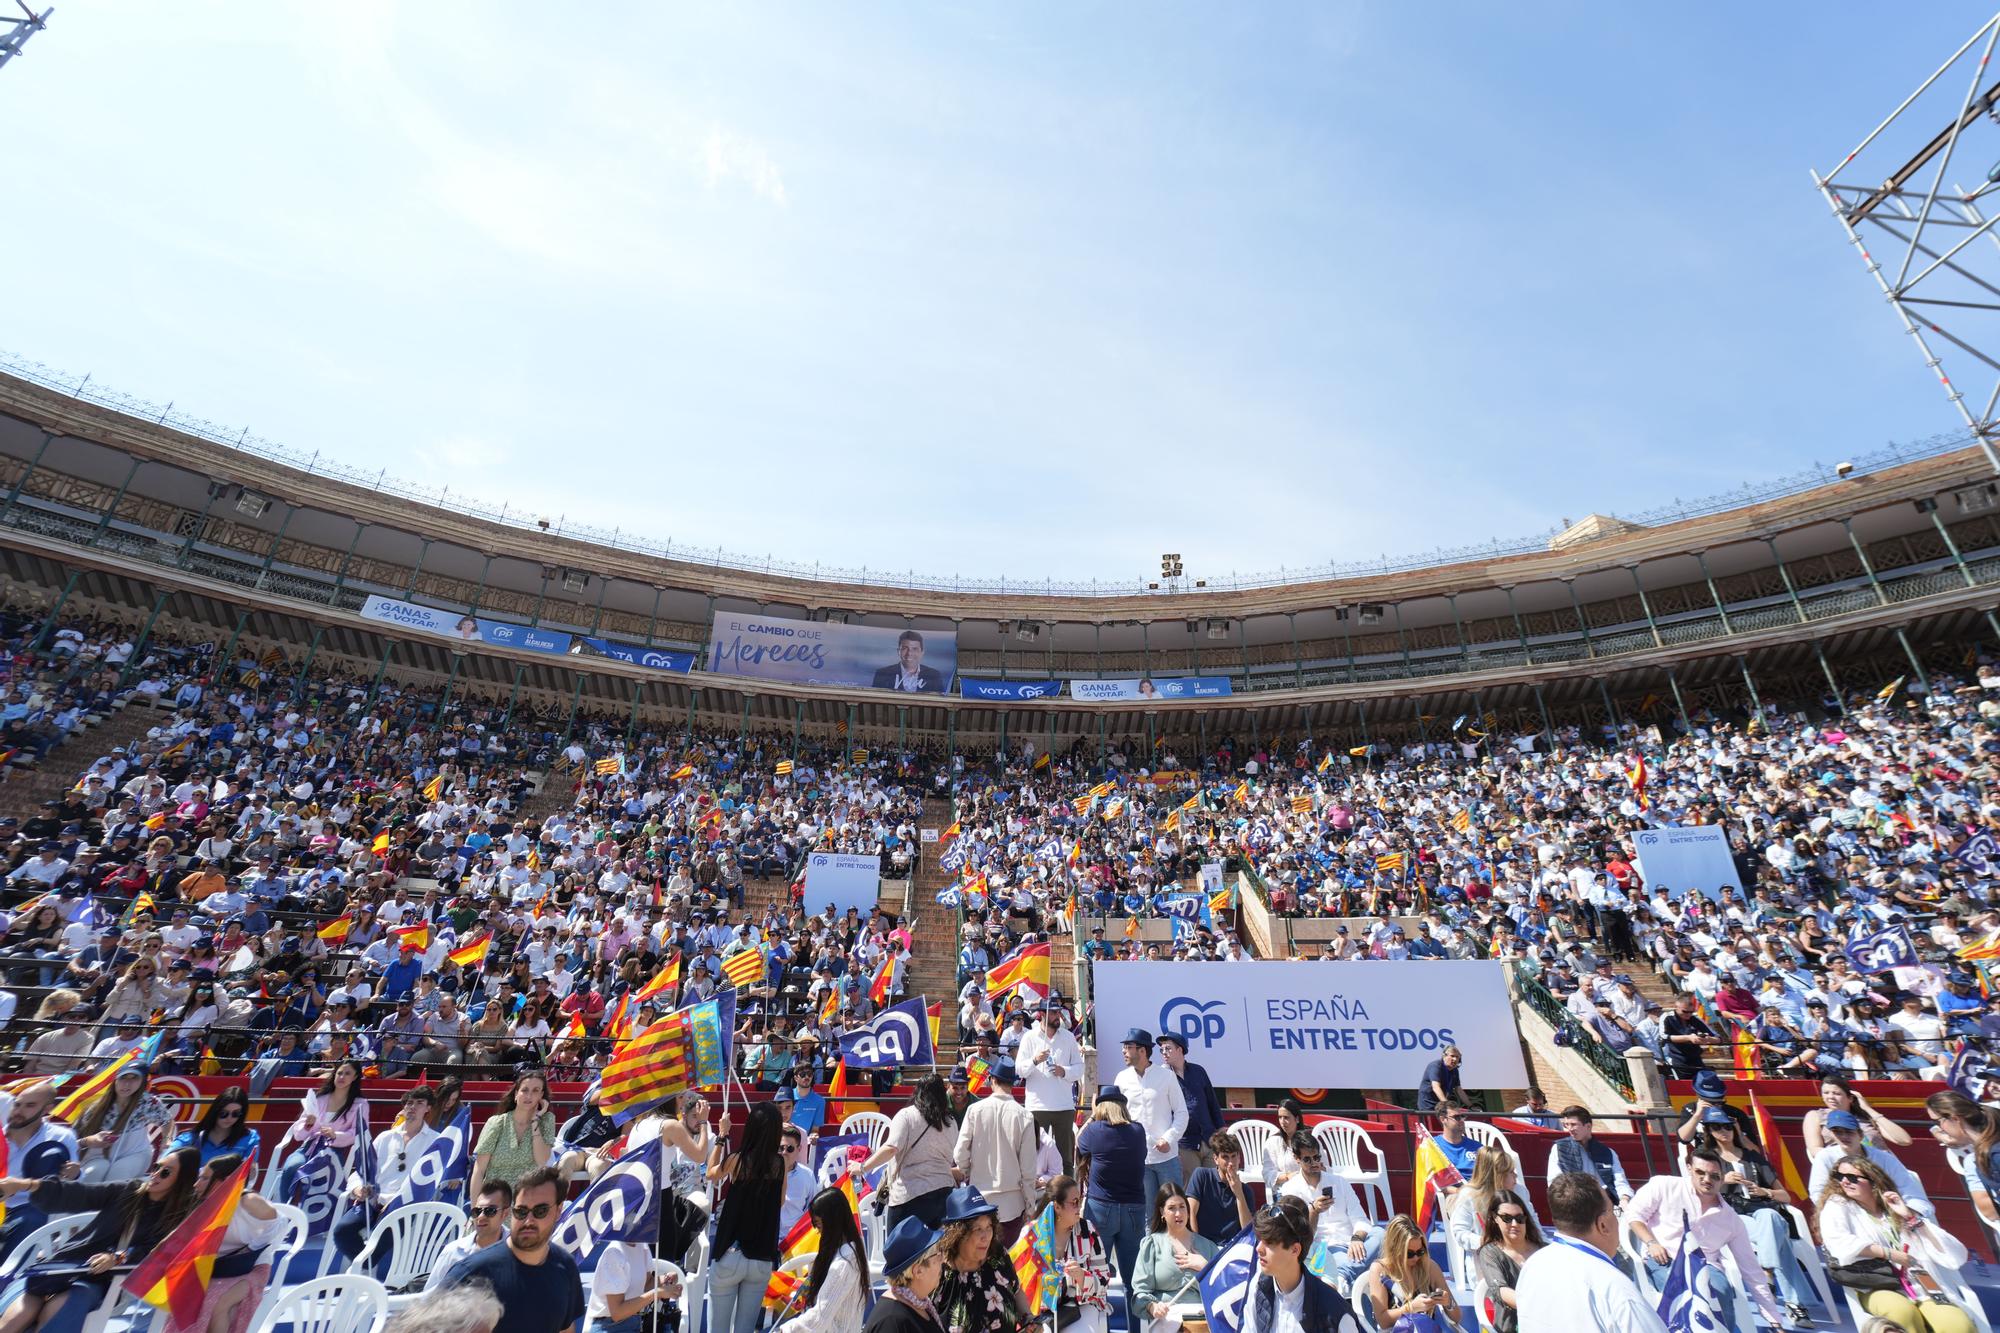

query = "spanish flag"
[1349,746,1369,757]
[669,764,695,781]
[563,1013,587,1040]
[126,1158,250,1327]
[986,941,1052,1001]
[1732,1025,1761,1081]
[1411,1129,1465,1233]
[867,958,893,1006]
[370,831,391,854]
[316,915,353,944]
[1033,752,1050,770]
[1877,675,1905,701]
[926,1001,943,1046]
[819,986,841,1025]
[1749,1090,1808,1203]
[447,933,491,969]
[940,821,961,843]
[391,923,430,951]
[633,958,681,1005]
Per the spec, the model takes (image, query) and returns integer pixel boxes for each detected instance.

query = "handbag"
[1827,1258,1904,1294]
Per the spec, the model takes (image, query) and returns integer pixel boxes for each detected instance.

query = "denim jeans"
[1086,1198,1146,1299]
[1314,1224,1384,1293]
[1142,1155,1184,1211]
[1742,1207,1812,1308]
[1644,1253,1737,1329]
[707,1245,773,1333]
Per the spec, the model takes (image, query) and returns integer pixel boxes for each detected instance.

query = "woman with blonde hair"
[101,959,169,1025]
[1446,1147,1533,1275]
[1359,1214,1454,1331]
[1820,1155,1975,1333]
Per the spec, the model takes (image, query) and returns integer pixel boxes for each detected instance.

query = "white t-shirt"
[587,1241,659,1324]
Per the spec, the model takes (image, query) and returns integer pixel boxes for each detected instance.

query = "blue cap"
[1825,1109,1862,1132]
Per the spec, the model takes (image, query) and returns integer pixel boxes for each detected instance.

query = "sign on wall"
[361,594,574,655]
[802,851,883,917]
[707,612,958,693]
[960,678,1063,701]
[1631,825,1742,901]
[1093,960,1527,1090]
[1069,677,1233,702]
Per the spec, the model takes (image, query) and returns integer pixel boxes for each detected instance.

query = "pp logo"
[553,1154,660,1252]
[849,1011,924,1065]
[1635,831,1661,848]
[1159,996,1226,1049]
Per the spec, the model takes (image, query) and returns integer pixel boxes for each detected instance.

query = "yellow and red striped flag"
[867,958,893,1006]
[964,1055,993,1096]
[1411,1130,1465,1233]
[370,831,391,854]
[126,1158,250,1327]
[819,986,841,1025]
[563,1013,587,1040]
[54,1046,145,1122]
[594,756,622,777]
[632,958,681,1006]
[1290,794,1312,815]
[986,942,1052,1002]
[762,1267,803,1314]
[599,1012,693,1121]
[774,759,794,776]
[316,915,353,944]
[720,950,765,990]
[391,922,430,952]
[447,933,491,969]
[669,764,695,781]
[1374,852,1405,875]
[423,774,443,801]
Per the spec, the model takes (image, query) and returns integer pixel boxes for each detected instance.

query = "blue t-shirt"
[445,1241,585,1333]
[1076,1120,1148,1208]
[1185,1164,1244,1245]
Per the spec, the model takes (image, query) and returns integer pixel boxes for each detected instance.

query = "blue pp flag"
[1843,925,1920,974]
[1957,830,2000,875]
[1655,1224,1727,1333]
[403,1105,471,1206]
[285,1136,343,1238]
[839,995,935,1069]
[1199,1224,1266,1333]
[549,1138,663,1262]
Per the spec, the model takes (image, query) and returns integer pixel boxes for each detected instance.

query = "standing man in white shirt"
[1014,1000,1083,1175]
[1516,1172,1668,1333]
[1112,1027,1188,1205]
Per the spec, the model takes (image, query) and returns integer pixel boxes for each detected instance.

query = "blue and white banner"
[550,1138,663,1261]
[707,612,957,693]
[839,995,936,1069]
[1198,1223,1261,1333]
[1958,830,2000,875]
[402,1105,472,1206]
[575,637,696,673]
[1843,925,1921,974]
[1069,676,1233,702]
[1094,960,1526,1089]
[361,594,572,655]
[1655,1227,1726,1333]
[959,678,1063,702]
[1631,825,1743,902]
[284,1137,344,1237]
[802,851,882,917]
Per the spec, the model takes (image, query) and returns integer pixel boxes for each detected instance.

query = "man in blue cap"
[953,1057,1038,1245]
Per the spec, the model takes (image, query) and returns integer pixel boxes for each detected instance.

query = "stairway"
[1624,965,1731,1074]
[904,796,964,1058]
[0,700,171,819]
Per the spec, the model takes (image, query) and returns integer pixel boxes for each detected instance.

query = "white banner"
[1631,824,1741,902]
[1092,960,1527,1090]
[802,851,882,917]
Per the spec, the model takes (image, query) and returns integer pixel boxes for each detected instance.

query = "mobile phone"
[1320,1186,1332,1199]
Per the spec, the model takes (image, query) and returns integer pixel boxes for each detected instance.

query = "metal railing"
[1,348,1983,595]
[1510,962,1638,1099]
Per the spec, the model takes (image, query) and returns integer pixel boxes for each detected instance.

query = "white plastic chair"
[251,1203,313,1326]
[349,1201,468,1302]
[1313,1120,1391,1223]
[679,1230,712,1331]
[248,1274,388,1333]
[1230,1119,1281,1197]
[1470,1277,1500,1333]
[838,1111,893,1149]
[1462,1121,1522,1181]
[0,1214,92,1279]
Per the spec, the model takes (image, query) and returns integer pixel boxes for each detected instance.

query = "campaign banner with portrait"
[359,594,573,655]
[1070,677,1233,702]
[801,850,882,917]
[1631,824,1742,901]
[706,612,958,693]
[1093,960,1526,1090]
[960,678,1064,702]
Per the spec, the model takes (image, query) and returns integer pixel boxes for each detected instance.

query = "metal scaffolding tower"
[1815,11,2000,474]
[0,3,48,76]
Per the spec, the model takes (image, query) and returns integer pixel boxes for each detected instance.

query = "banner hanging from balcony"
[706,612,957,693]
[1093,960,1527,1089]
[572,637,695,673]
[360,594,573,655]
[960,679,1064,701]
[1069,677,1233,702]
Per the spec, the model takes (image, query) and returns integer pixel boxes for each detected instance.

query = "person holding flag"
[151,1154,284,1333]
[330,1084,439,1275]
[0,1145,202,1333]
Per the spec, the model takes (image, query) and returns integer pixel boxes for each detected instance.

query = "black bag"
[657,1189,708,1267]
[1826,1258,1904,1294]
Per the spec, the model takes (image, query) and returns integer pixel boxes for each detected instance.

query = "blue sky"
[1,3,1989,585]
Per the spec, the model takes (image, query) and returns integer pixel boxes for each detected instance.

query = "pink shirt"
[1624,1174,1781,1327]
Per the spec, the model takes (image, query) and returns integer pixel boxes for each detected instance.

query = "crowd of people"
[0,585,1997,1332]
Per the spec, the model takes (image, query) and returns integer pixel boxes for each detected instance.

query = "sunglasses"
[512,1202,556,1221]
[1835,1173,1870,1185]
[149,1163,175,1180]
[1495,1213,1527,1224]
[1405,1247,1427,1260]
[468,1205,503,1219]
[219,1109,244,1121]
